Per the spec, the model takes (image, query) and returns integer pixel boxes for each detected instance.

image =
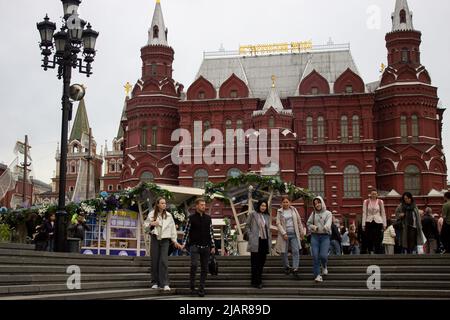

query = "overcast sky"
[0,0,449,185]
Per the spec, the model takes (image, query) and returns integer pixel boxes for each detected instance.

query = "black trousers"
[250,238,269,286]
[441,222,450,253]
[190,245,210,290]
[366,221,383,254]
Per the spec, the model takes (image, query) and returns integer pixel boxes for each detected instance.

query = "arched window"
[198,91,205,99]
[341,116,348,143]
[311,87,319,95]
[345,85,353,94]
[400,115,407,143]
[193,169,209,188]
[401,48,409,63]
[117,185,122,191]
[140,171,154,183]
[152,126,158,146]
[317,116,325,144]
[227,168,241,178]
[308,166,325,198]
[400,9,406,24]
[225,120,232,130]
[306,116,313,144]
[405,165,421,195]
[117,160,123,172]
[70,161,77,174]
[269,116,275,128]
[151,63,157,76]
[352,115,360,143]
[73,145,79,153]
[411,115,419,142]
[344,165,360,198]
[204,121,211,143]
[109,160,116,173]
[141,126,148,146]
[236,119,244,142]
[153,25,159,39]
[230,90,238,98]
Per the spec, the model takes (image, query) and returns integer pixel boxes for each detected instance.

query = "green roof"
[70,99,90,142]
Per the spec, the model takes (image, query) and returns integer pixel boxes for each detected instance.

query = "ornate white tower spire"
[148,0,168,46]
[392,0,414,31]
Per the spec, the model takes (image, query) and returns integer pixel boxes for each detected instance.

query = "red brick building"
[115,0,446,221]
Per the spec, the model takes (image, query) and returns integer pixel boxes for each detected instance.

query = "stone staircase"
[1,243,450,300]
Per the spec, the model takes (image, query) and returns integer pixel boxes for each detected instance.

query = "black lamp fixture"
[36,0,99,252]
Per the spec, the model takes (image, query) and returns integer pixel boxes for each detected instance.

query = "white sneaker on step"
[315,275,323,282]
[151,284,158,289]
[163,285,171,291]
[322,268,328,276]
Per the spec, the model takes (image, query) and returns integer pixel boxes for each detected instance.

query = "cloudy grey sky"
[0,0,449,184]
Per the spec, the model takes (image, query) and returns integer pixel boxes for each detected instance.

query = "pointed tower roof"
[70,99,90,142]
[392,0,414,31]
[116,97,128,139]
[262,76,284,113]
[148,0,168,46]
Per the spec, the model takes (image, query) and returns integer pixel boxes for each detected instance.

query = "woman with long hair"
[275,197,306,277]
[246,199,271,289]
[144,197,182,291]
[395,192,425,254]
[307,196,332,283]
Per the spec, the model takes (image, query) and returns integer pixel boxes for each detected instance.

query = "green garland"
[0,182,174,230]
[204,173,315,203]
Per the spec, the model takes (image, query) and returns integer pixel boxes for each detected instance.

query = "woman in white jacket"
[144,197,182,291]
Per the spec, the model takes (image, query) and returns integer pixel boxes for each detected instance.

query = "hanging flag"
[0,157,19,203]
[14,141,32,161]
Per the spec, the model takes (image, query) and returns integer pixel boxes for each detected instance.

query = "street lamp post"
[37,0,98,252]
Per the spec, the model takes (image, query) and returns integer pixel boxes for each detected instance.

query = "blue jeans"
[283,232,300,269]
[330,240,341,255]
[350,245,360,255]
[311,234,331,278]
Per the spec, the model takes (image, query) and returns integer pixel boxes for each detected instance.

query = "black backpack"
[208,254,219,276]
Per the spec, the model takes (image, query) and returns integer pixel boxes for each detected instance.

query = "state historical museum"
[101,0,447,220]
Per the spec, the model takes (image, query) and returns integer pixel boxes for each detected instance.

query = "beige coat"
[275,206,306,253]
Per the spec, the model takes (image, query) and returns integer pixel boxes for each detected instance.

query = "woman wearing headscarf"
[246,199,272,289]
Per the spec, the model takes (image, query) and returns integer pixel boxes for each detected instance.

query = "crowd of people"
[155,191,450,297]
[25,190,450,298]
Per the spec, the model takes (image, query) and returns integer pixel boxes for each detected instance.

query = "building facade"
[111,0,447,220]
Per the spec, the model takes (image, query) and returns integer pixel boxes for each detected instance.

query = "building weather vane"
[124,82,133,97]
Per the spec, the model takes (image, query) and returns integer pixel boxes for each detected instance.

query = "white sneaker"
[163,285,171,291]
[314,275,323,282]
[151,284,158,289]
[322,268,329,276]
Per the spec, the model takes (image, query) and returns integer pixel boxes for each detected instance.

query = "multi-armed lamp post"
[37,0,99,252]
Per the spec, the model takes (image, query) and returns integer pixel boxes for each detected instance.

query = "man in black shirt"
[182,198,215,297]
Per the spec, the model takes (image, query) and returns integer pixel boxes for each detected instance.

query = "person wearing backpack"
[307,196,332,283]
[362,190,387,254]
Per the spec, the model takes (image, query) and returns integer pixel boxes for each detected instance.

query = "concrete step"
[0,265,149,274]
[169,279,450,289]
[0,273,150,285]
[175,287,450,299]
[0,288,171,300]
[0,256,148,267]
[0,243,35,251]
[0,248,137,260]
[0,280,151,296]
